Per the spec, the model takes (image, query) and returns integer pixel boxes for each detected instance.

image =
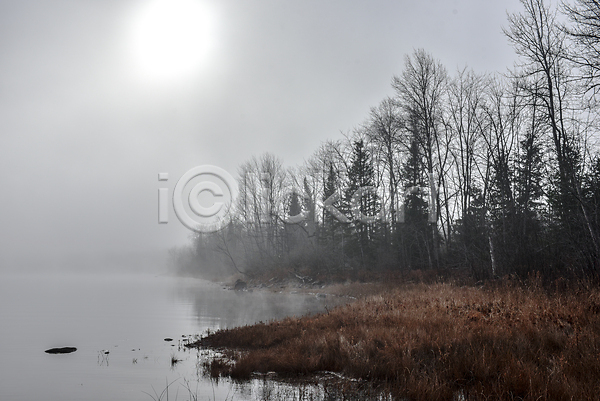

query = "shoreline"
[187,280,600,400]
[212,267,441,299]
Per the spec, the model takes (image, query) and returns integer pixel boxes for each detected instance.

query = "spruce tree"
[321,162,339,244]
[343,140,380,263]
[398,134,430,269]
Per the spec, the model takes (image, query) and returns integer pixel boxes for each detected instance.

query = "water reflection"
[143,365,394,401]
[178,280,349,330]
[97,351,110,366]
[240,378,394,401]
[0,273,363,401]
[172,373,394,401]
[173,280,395,401]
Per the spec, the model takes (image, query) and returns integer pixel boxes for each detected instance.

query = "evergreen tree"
[513,123,545,272]
[320,162,339,244]
[282,189,302,254]
[343,140,380,263]
[581,156,600,271]
[398,132,430,269]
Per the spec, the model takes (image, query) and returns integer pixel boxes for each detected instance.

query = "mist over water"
[1,249,171,276]
[0,253,345,401]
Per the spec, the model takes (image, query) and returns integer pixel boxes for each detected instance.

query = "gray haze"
[0,0,523,273]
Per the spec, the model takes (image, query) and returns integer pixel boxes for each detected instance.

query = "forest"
[174,0,600,284]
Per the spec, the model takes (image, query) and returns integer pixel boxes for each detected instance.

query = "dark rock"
[45,347,77,354]
[234,279,247,291]
[164,338,173,342]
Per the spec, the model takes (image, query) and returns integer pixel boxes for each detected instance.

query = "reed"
[189,280,600,400]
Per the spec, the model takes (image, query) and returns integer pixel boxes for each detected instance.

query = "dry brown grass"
[188,280,600,400]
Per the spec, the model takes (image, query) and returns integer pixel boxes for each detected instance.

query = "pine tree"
[320,162,339,244]
[283,190,302,253]
[398,133,430,269]
[515,124,545,267]
[343,140,380,263]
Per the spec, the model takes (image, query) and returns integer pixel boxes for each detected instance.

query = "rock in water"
[45,347,77,354]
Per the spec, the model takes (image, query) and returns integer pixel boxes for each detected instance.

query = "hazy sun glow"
[132,0,213,80]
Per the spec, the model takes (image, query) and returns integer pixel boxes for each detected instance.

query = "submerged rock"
[234,279,247,291]
[45,347,77,354]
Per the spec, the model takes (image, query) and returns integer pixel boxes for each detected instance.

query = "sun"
[132,0,213,80]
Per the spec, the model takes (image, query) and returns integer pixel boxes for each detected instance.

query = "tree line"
[176,0,600,281]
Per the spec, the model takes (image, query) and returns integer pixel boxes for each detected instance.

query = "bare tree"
[562,0,600,95]
[234,153,290,268]
[445,67,491,274]
[446,68,488,229]
[505,0,578,206]
[506,0,600,272]
[393,49,448,267]
[366,97,404,228]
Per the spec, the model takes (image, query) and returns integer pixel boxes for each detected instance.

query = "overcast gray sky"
[0,0,524,272]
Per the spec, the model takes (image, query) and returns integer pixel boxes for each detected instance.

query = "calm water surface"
[0,272,346,401]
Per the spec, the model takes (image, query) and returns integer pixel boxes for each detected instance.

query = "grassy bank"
[188,279,600,400]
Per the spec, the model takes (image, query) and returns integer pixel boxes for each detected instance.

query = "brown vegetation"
[189,280,600,400]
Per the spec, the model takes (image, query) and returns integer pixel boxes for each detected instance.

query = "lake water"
[0,271,348,401]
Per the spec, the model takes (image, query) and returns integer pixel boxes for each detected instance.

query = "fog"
[0,0,522,273]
